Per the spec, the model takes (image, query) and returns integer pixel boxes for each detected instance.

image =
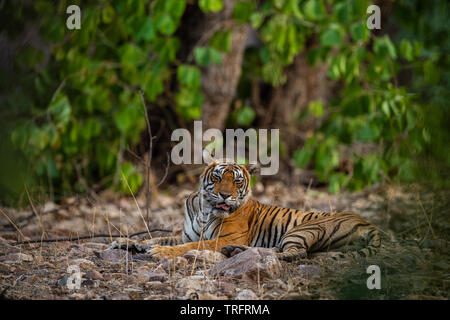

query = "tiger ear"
[203,148,217,165]
[244,163,260,176]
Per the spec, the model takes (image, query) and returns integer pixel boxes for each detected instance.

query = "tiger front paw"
[110,238,152,253]
[148,245,180,259]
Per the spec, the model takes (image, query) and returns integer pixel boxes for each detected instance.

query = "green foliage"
[235,105,256,126]
[2,0,447,201]
[199,0,224,13]
[237,0,445,193]
[3,0,191,195]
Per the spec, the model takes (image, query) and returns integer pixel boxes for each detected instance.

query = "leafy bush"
[2,0,448,201]
[233,0,444,193]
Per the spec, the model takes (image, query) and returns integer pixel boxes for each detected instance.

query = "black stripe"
[266,208,281,247]
[327,223,370,248]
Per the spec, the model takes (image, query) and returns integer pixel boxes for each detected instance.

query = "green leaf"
[210,30,232,53]
[136,18,155,42]
[320,28,342,47]
[381,100,390,117]
[350,21,369,42]
[334,2,350,23]
[194,47,223,66]
[175,87,204,120]
[119,162,143,195]
[293,148,312,168]
[199,0,223,13]
[308,100,324,117]
[250,12,264,28]
[423,60,440,84]
[303,0,325,21]
[119,44,146,66]
[374,36,397,59]
[422,128,430,143]
[236,105,256,126]
[49,94,71,126]
[328,173,345,194]
[156,14,176,35]
[232,1,256,23]
[177,64,201,88]
[102,5,115,24]
[400,39,413,61]
[153,37,180,63]
[164,0,186,18]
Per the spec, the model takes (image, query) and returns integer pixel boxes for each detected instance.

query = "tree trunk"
[179,0,249,131]
[266,48,331,155]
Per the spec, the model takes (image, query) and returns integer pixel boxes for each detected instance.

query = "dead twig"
[139,90,153,228]
[1,192,91,228]
[13,228,173,245]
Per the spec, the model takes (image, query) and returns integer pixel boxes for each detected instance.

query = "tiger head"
[199,155,259,218]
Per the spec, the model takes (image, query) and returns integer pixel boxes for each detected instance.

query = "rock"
[134,266,168,283]
[0,262,12,273]
[0,237,20,254]
[159,257,188,272]
[82,242,110,250]
[236,289,257,300]
[148,272,168,282]
[210,248,281,281]
[85,270,103,280]
[176,276,226,293]
[265,279,288,290]
[81,279,98,288]
[94,249,132,262]
[57,277,68,288]
[103,273,131,281]
[185,290,228,300]
[152,264,166,274]
[70,258,95,269]
[183,250,226,265]
[144,281,166,291]
[69,293,86,299]
[133,272,150,284]
[110,294,131,300]
[144,294,170,300]
[297,265,323,278]
[132,253,153,261]
[0,253,33,263]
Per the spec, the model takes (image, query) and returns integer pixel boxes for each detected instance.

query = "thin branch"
[0,208,26,241]
[155,152,170,188]
[3,192,92,228]
[13,228,173,245]
[139,90,152,228]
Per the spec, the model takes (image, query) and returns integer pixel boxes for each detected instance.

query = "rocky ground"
[0,181,449,300]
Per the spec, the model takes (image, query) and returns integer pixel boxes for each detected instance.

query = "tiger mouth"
[215,203,231,211]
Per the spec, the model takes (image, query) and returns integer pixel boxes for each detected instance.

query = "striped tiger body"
[111,160,381,260]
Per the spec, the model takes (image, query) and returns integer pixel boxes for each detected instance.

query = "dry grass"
[0,182,448,300]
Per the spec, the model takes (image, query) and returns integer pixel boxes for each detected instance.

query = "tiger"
[111,157,381,261]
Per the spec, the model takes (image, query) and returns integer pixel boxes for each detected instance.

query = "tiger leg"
[110,235,183,253]
[329,223,381,260]
[149,236,247,259]
[277,224,324,260]
[278,213,381,260]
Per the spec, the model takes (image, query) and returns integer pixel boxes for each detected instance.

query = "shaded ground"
[0,181,449,300]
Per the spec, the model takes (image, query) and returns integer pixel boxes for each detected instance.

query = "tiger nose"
[219,192,231,199]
